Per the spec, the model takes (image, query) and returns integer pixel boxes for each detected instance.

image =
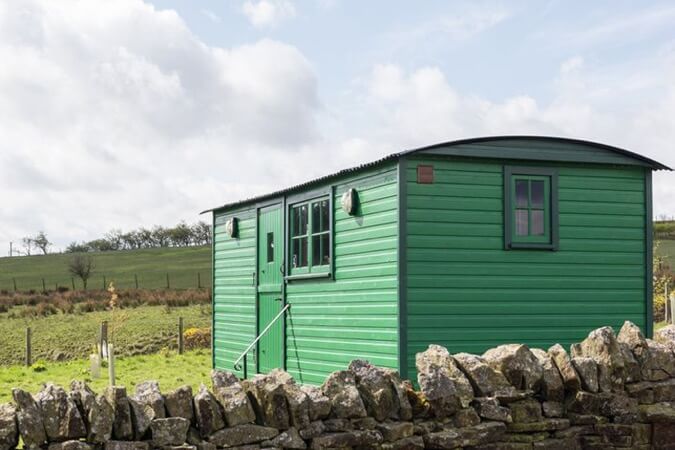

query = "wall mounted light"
[226,217,238,238]
[341,188,358,215]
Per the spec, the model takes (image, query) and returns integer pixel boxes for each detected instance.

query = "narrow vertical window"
[266,232,274,263]
[290,204,308,268]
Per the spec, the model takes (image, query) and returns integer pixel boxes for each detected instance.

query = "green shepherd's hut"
[204,136,670,384]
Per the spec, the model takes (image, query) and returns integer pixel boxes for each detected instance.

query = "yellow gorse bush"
[183,327,211,350]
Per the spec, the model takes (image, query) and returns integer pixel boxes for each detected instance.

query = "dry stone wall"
[2,322,675,450]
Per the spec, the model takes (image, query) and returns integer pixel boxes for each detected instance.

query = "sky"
[0,0,674,251]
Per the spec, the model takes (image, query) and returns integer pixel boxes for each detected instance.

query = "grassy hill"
[0,304,211,365]
[656,239,675,268]
[0,246,211,292]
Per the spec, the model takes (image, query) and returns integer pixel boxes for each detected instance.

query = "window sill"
[506,242,557,251]
[285,272,332,282]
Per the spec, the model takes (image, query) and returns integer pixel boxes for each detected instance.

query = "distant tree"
[21,237,33,256]
[33,231,52,255]
[137,227,154,248]
[192,221,212,245]
[121,231,141,249]
[87,238,115,252]
[66,242,91,253]
[105,229,123,250]
[169,222,193,247]
[68,254,95,289]
[151,226,170,247]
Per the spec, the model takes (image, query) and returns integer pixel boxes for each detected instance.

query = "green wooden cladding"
[285,166,399,384]
[404,156,647,379]
[213,209,257,378]
[213,165,400,384]
[211,136,657,385]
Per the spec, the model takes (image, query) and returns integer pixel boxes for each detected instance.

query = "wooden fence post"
[25,327,32,366]
[103,276,107,290]
[134,274,139,289]
[166,273,170,289]
[42,278,46,293]
[197,272,201,289]
[13,278,17,292]
[178,317,184,355]
[108,344,115,386]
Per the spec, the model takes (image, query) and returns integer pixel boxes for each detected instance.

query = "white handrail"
[233,303,290,371]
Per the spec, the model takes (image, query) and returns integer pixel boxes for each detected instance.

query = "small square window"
[504,166,558,250]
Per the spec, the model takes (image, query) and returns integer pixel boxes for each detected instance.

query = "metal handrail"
[233,303,290,371]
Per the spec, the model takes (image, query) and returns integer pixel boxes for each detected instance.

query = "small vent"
[417,165,434,184]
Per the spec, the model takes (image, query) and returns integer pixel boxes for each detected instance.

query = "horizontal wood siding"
[405,156,646,377]
[213,209,256,377]
[286,166,399,384]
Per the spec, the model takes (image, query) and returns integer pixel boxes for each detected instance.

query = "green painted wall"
[404,155,647,377]
[212,208,257,377]
[285,165,399,384]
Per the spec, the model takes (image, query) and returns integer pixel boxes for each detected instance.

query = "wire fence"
[0,270,212,293]
[1,314,211,367]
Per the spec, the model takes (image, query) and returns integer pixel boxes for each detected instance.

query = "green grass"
[0,350,212,403]
[0,246,211,292]
[656,240,675,268]
[0,305,211,366]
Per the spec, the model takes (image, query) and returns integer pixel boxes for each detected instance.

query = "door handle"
[274,298,283,302]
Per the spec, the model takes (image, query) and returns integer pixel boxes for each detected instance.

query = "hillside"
[656,239,675,268]
[0,246,211,292]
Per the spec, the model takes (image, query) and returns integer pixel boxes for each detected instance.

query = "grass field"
[0,305,211,366]
[656,239,675,268]
[0,246,211,292]
[0,350,212,403]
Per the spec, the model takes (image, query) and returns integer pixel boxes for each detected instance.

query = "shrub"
[75,300,106,314]
[31,361,47,372]
[183,327,211,350]
[55,298,74,314]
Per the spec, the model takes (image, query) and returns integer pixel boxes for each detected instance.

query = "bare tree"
[192,221,212,245]
[68,255,95,289]
[33,231,51,255]
[21,237,33,256]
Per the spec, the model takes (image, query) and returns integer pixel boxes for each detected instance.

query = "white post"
[666,282,669,324]
[108,344,115,386]
[670,293,675,326]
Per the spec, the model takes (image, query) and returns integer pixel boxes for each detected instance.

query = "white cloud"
[0,0,318,248]
[568,5,675,45]
[1,0,674,252]
[241,0,296,28]
[380,3,510,58]
[560,56,584,75]
[201,9,221,23]
[357,59,675,216]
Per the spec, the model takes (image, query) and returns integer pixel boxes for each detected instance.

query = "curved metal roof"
[203,135,670,213]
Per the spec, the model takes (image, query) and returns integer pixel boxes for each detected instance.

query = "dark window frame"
[504,165,559,251]
[287,194,333,278]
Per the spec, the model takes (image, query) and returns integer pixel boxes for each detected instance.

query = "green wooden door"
[257,206,284,373]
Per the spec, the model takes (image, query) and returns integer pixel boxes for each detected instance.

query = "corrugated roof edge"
[201,135,671,214]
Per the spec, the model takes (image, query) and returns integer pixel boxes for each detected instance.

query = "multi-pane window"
[505,167,558,250]
[513,176,549,240]
[290,197,331,274]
